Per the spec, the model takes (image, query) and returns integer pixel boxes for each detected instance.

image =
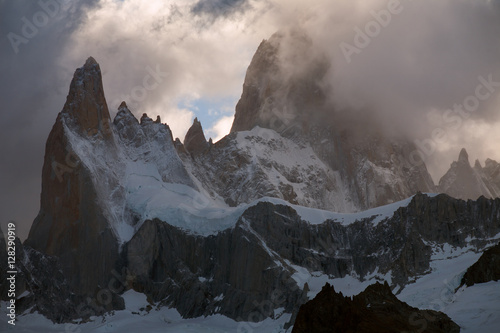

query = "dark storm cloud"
[0,0,100,240]
[191,0,251,20]
[324,0,500,179]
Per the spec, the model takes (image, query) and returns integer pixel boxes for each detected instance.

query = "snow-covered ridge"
[63,107,437,244]
[234,126,358,212]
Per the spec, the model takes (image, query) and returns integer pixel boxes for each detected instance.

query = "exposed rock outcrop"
[63,57,114,140]
[184,118,209,155]
[292,282,460,333]
[459,242,500,288]
[124,216,304,320]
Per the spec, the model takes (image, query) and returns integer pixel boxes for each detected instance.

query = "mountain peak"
[184,117,208,154]
[62,57,112,139]
[458,148,469,165]
[474,159,482,170]
[140,113,152,124]
[119,101,128,110]
[84,56,98,67]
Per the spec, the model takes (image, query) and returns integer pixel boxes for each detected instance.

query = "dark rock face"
[231,29,329,135]
[122,193,500,322]
[63,57,113,140]
[184,118,209,155]
[124,216,306,320]
[459,242,500,288]
[292,282,460,333]
[13,241,89,323]
[25,58,120,298]
[0,237,124,323]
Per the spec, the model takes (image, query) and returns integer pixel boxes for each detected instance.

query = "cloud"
[1,0,500,239]
[258,0,500,182]
[206,115,235,142]
[59,0,278,139]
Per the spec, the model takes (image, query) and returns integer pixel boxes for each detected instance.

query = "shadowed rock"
[292,282,460,333]
[184,118,209,155]
[459,242,500,288]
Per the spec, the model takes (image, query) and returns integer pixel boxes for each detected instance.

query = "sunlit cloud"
[206,115,235,142]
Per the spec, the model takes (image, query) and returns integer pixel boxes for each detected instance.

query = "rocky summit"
[292,282,459,333]
[2,29,500,332]
[438,148,500,200]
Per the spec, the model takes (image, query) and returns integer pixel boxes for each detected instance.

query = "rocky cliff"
[121,193,500,323]
[25,57,121,298]
[183,117,209,155]
[292,282,459,333]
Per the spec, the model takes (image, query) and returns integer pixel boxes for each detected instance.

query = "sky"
[0,0,499,240]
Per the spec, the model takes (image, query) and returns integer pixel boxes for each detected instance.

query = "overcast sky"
[1,0,499,240]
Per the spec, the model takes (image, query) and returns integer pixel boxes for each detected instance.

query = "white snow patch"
[0,300,292,333]
[445,281,500,333]
[261,194,421,226]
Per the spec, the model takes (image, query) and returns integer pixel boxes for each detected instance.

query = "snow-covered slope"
[61,103,197,244]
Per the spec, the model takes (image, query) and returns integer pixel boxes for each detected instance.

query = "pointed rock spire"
[474,159,482,170]
[140,113,152,124]
[458,148,469,165]
[26,57,120,298]
[62,57,112,138]
[184,117,208,154]
[119,101,128,110]
[114,101,138,126]
[438,147,497,200]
